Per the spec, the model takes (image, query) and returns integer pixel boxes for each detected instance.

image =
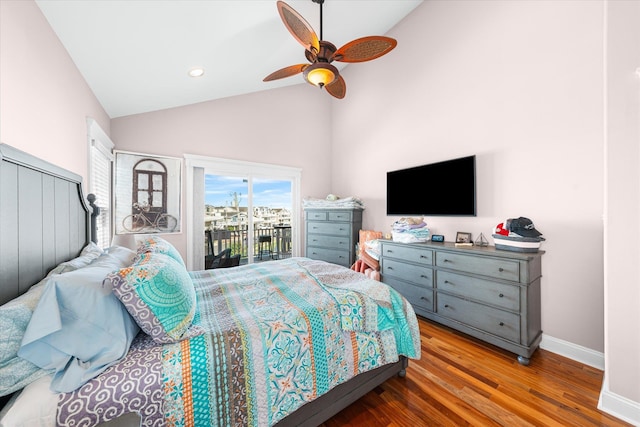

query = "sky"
[205,174,292,209]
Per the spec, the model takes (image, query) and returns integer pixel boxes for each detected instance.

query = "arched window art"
[114,151,182,235]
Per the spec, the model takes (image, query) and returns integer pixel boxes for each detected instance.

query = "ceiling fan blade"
[263,64,309,82]
[333,36,397,63]
[325,75,346,99]
[277,1,320,53]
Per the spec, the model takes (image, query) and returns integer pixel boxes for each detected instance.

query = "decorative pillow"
[18,252,140,393]
[106,252,202,344]
[136,236,185,267]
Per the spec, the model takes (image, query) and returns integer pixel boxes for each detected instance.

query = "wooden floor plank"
[320,317,632,427]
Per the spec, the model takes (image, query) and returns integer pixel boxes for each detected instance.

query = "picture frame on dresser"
[456,231,472,243]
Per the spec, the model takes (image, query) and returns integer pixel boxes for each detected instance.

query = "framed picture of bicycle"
[114,150,182,235]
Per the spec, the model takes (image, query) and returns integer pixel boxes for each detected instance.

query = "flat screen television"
[386,155,476,216]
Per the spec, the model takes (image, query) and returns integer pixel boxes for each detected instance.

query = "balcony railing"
[205,226,291,265]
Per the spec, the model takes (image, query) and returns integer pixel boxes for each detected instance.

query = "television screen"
[386,155,476,216]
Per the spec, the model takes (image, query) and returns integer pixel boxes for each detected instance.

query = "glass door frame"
[185,154,301,271]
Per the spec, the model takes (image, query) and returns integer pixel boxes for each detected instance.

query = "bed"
[0,143,420,427]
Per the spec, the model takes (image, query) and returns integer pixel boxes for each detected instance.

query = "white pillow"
[0,375,57,427]
[46,242,104,276]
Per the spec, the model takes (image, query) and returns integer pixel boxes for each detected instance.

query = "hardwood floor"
[322,316,632,427]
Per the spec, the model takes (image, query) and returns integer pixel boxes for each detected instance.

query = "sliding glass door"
[185,155,301,270]
[204,174,292,264]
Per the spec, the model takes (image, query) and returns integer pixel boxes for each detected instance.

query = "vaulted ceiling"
[36,0,422,118]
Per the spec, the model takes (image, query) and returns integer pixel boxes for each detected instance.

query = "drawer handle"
[420,296,429,301]
[444,304,449,308]
[443,259,451,263]
[420,255,428,259]
[421,275,429,279]
[388,266,394,270]
[444,280,450,284]
[499,293,504,298]
[499,268,504,272]
[499,322,504,326]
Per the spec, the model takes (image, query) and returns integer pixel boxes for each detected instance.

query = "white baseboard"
[540,334,640,426]
[540,334,604,370]
[598,386,640,426]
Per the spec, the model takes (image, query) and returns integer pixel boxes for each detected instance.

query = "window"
[87,118,114,249]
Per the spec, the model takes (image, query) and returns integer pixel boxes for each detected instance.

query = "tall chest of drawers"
[380,240,543,364]
[304,208,362,268]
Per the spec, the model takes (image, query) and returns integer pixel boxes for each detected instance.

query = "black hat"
[509,217,542,238]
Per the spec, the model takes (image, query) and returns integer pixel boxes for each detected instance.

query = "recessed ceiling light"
[189,67,205,78]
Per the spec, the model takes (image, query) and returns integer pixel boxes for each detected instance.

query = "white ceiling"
[35,0,423,118]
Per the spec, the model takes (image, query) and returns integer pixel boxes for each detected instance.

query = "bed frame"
[0,142,408,426]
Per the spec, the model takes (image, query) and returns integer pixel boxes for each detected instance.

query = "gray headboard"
[0,143,92,305]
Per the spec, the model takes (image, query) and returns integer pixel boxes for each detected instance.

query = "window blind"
[89,131,114,249]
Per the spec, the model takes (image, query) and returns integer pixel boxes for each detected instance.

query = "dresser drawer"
[328,211,352,221]
[381,244,433,266]
[384,276,434,312]
[306,211,328,221]
[435,252,519,282]
[437,294,520,342]
[382,258,433,288]
[306,246,351,267]
[307,234,350,249]
[436,271,519,311]
[307,221,351,236]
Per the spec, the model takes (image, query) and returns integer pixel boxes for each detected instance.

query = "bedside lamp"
[110,234,137,251]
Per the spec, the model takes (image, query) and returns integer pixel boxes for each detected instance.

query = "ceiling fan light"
[304,62,338,87]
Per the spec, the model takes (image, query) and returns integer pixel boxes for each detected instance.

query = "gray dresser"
[380,240,543,364]
[304,208,362,268]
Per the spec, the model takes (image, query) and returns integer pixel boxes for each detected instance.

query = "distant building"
[205,205,290,230]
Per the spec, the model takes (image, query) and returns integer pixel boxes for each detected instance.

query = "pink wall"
[332,0,605,353]
[604,0,640,413]
[110,86,333,254]
[0,0,110,185]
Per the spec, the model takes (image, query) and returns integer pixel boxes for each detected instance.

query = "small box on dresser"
[304,208,362,268]
[380,240,544,365]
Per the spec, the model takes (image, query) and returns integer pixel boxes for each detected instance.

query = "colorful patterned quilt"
[57,258,421,427]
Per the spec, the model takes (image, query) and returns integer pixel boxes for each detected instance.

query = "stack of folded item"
[492,217,545,252]
[302,195,365,210]
[351,230,383,281]
[391,217,430,243]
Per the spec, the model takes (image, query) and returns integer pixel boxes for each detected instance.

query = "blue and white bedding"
[1,238,421,427]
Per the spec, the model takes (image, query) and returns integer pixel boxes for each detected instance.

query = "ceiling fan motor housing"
[305,40,337,63]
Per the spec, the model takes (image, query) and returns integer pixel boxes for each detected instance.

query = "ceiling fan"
[263,0,397,99]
